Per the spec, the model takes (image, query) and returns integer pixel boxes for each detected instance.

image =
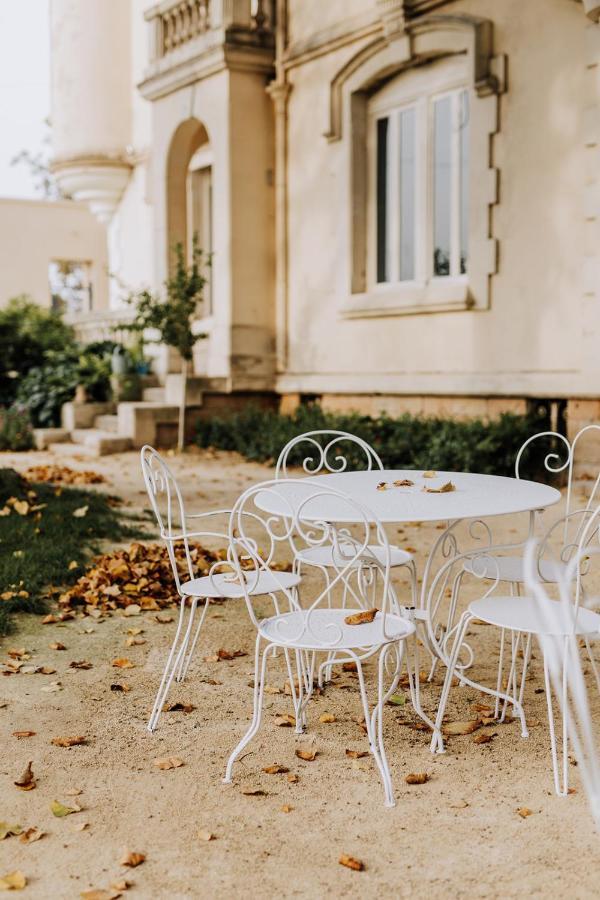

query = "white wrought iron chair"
[222,478,438,808]
[140,446,301,732]
[275,430,418,605]
[431,505,600,796]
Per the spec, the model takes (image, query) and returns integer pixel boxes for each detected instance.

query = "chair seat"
[463,555,564,584]
[181,569,300,599]
[469,594,600,636]
[296,544,413,569]
[258,607,415,651]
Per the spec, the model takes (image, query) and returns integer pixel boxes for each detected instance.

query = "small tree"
[125,237,209,450]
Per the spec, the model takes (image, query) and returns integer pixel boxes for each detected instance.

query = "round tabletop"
[255,469,562,524]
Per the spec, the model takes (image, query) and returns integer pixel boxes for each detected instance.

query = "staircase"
[42,376,196,457]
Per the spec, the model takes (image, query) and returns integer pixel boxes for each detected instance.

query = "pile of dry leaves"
[23,465,106,486]
[58,542,224,613]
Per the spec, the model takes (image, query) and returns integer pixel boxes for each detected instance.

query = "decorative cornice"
[50,157,132,224]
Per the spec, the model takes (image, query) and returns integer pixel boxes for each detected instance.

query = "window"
[367,64,470,303]
[49,260,92,315]
[187,144,213,315]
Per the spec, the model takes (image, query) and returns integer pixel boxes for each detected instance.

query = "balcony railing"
[146,0,273,61]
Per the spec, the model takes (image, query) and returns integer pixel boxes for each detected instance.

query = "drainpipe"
[267,0,291,374]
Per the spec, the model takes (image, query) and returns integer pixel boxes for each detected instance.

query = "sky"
[0,0,51,199]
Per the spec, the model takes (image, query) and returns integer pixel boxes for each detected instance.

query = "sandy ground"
[1,447,599,899]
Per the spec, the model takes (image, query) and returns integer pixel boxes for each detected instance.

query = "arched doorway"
[166,117,213,312]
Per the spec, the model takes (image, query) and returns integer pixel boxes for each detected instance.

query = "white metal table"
[255,468,561,663]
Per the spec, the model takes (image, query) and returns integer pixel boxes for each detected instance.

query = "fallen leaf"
[449,800,470,809]
[13,500,29,516]
[154,614,174,624]
[318,713,336,724]
[72,505,89,518]
[197,829,216,842]
[473,732,495,745]
[38,667,56,675]
[51,736,87,747]
[422,471,437,478]
[345,749,369,759]
[123,604,141,617]
[164,702,196,714]
[19,827,43,844]
[14,762,35,791]
[423,481,456,494]
[80,890,121,900]
[50,800,80,817]
[344,609,378,626]
[41,681,63,693]
[295,747,317,762]
[273,714,295,727]
[109,882,130,893]
[120,851,146,868]
[125,637,146,647]
[242,788,268,796]
[153,757,184,770]
[71,821,89,832]
[110,683,131,693]
[263,764,289,775]
[68,560,79,571]
[12,731,35,739]
[387,693,406,706]
[342,662,358,673]
[442,720,481,736]
[0,871,26,891]
[112,659,135,669]
[70,660,93,670]
[393,479,414,487]
[42,615,58,625]
[405,772,429,785]
[126,627,143,636]
[517,807,534,818]
[287,773,299,783]
[281,804,293,813]
[49,642,66,651]
[376,482,388,491]
[264,684,283,695]
[339,854,364,871]
[0,823,22,841]
[65,788,83,796]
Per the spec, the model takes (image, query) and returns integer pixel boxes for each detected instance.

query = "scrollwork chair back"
[275,430,384,479]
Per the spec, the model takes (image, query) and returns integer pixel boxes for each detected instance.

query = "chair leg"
[223,635,271,784]
[430,611,472,754]
[543,642,569,797]
[176,597,211,682]
[404,635,440,743]
[147,597,198,733]
[370,644,402,808]
[494,628,506,719]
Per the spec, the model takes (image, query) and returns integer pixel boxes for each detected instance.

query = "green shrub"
[0,405,34,451]
[15,346,112,428]
[0,296,77,407]
[195,403,548,478]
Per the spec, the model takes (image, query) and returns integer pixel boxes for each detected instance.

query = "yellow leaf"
[112,658,135,669]
[50,800,78,817]
[422,471,437,478]
[0,823,22,841]
[345,749,368,759]
[339,854,364,871]
[13,501,29,516]
[72,506,89,518]
[344,609,377,626]
[318,713,336,724]
[119,850,146,868]
[281,805,293,813]
[68,561,79,571]
[0,870,26,890]
[153,757,184,770]
[423,481,456,494]
[263,764,289,775]
[517,807,534,818]
[295,747,317,762]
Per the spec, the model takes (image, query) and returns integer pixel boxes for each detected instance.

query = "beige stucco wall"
[0,198,109,311]
[279,0,591,399]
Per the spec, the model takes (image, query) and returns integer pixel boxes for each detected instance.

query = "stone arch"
[166,117,210,269]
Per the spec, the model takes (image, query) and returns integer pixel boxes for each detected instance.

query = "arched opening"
[166,117,213,311]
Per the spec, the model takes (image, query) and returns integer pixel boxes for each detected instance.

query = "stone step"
[94,414,119,433]
[69,429,133,456]
[142,387,166,402]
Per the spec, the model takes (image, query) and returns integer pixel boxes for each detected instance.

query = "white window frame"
[348,56,473,317]
[187,144,213,316]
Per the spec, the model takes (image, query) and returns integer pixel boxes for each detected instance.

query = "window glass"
[433,95,452,277]
[49,260,92,315]
[398,107,416,281]
[376,116,389,283]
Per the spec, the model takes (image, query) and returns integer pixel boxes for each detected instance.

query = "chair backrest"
[140,445,231,595]
[227,478,402,648]
[275,430,383,479]
[515,425,600,543]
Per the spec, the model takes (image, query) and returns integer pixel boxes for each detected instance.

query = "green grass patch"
[0,468,148,635]
[195,403,548,478]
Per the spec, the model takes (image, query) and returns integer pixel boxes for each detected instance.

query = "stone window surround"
[325,14,505,319]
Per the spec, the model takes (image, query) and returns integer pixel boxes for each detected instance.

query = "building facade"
[48,0,600,433]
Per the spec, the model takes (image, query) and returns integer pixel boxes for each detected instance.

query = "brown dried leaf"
[342,662,358,673]
[120,850,146,868]
[344,608,378,626]
[442,720,481,736]
[14,761,35,791]
[423,481,456,494]
[263,764,289,775]
[517,807,534,818]
[281,804,293,813]
[318,713,336,724]
[51,736,87,747]
[393,479,414,487]
[242,788,267,796]
[69,660,93,670]
[112,658,135,669]
[287,773,299,783]
[473,732,496,745]
[80,891,121,900]
[345,749,369,759]
[153,757,184,770]
[273,714,295,728]
[12,731,35,739]
[49,642,66,651]
[339,854,364,871]
[405,772,429,785]
[0,823,22,841]
[295,747,317,762]
[164,702,196,714]
[19,827,44,844]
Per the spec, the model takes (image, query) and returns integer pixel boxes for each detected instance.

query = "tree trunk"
[177,358,187,452]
